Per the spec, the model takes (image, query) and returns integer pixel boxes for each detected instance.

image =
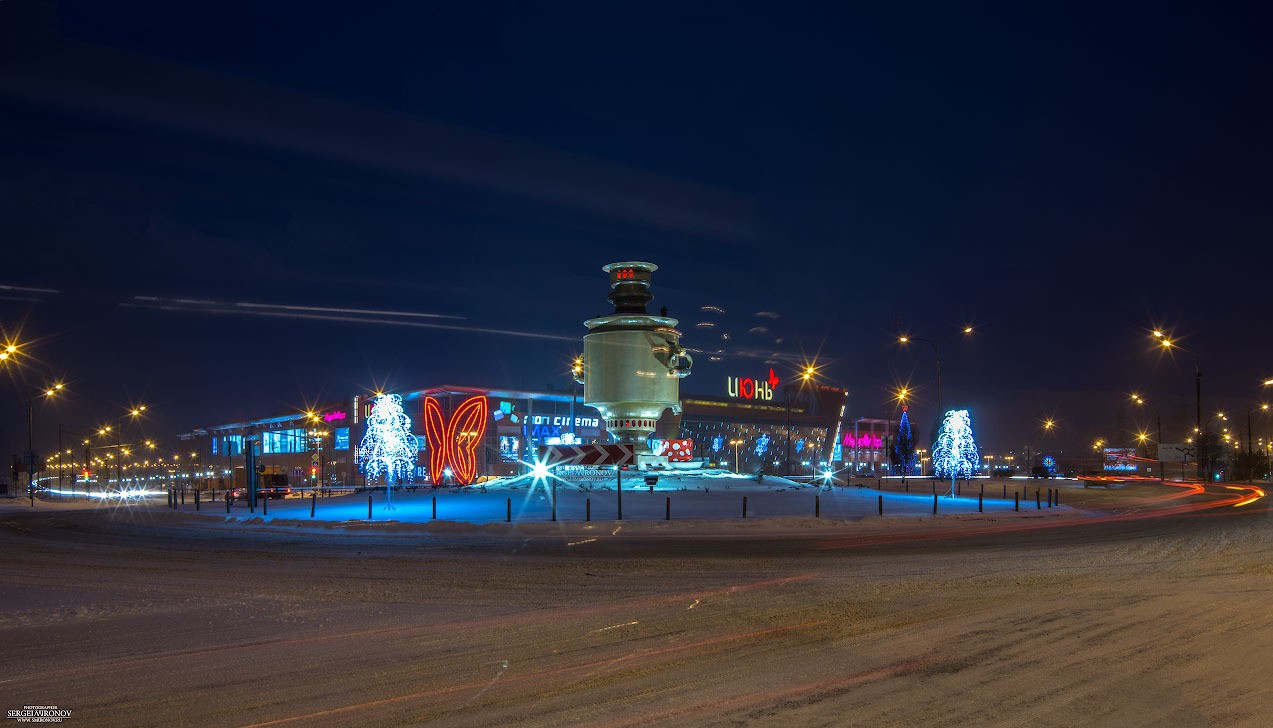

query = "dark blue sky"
[1,1,1269,455]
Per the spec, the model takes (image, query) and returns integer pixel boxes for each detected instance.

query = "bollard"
[368,495,372,520]
[905,481,909,492]
[743,496,748,518]
[1003,484,1007,499]
[980,483,984,498]
[617,468,623,521]
[263,495,268,516]
[432,496,437,520]
[310,491,316,518]
[225,492,231,514]
[195,490,200,512]
[978,492,983,513]
[181,489,185,505]
[932,483,936,496]
[507,497,512,523]
[933,493,938,514]
[815,494,820,518]
[585,497,590,522]
[878,494,883,515]
[666,496,670,521]
[1036,489,1041,510]
[1047,488,1052,508]
[1055,489,1060,506]
[1015,492,1020,511]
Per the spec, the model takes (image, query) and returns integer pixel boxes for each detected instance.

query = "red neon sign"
[614,268,635,280]
[423,396,489,485]
[323,411,347,422]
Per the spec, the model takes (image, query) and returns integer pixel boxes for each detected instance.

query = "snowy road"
[2,481,1272,726]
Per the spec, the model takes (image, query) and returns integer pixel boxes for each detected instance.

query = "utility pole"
[1157,414,1164,481]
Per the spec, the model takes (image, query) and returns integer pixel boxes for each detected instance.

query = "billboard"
[1103,447,1138,471]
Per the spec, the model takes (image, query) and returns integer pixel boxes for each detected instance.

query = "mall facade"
[177,375,899,489]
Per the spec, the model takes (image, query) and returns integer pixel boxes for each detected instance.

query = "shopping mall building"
[178,374,897,489]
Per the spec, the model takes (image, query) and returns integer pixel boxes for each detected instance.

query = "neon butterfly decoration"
[423,396,489,485]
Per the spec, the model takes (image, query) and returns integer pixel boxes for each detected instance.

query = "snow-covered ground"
[3,479,1264,727]
[106,469,1067,527]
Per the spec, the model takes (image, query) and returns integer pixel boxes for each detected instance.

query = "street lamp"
[24,383,64,501]
[729,439,744,473]
[102,406,148,490]
[570,356,584,441]
[898,336,943,416]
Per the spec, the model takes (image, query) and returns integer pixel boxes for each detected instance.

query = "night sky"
[2,1,1270,457]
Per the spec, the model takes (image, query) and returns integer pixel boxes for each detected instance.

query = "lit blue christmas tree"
[357,394,418,509]
[932,409,979,487]
[894,405,917,476]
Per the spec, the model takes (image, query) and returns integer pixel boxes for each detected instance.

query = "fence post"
[1003,484,1007,499]
[181,489,185,505]
[368,495,372,520]
[195,490,200,512]
[666,496,670,520]
[1015,492,1019,511]
[263,495,267,516]
[432,495,437,520]
[933,493,938,514]
[507,497,511,523]
[978,492,983,513]
[310,491,316,518]
[742,496,748,518]
[586,497,590,522]
[225,492,230,514]
[878,494,883,515]
[1036,489,1041,510]
[815,494,820,518]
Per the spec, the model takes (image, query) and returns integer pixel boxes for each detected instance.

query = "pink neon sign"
[843,433,883,449]
[323,411,347,422]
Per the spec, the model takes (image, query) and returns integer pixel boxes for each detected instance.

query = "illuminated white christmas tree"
[932,409,979,485]
[357,394,418,508]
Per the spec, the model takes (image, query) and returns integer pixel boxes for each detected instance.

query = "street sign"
[1159,443,1194,463]
[539,443,635,467]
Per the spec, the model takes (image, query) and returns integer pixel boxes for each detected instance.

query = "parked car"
[231,474,292,501]
[1030,465,1055,479]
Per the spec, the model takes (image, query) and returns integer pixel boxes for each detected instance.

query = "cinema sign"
[727,368,781,401]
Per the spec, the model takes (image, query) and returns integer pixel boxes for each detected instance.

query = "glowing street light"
[729,438,744,473]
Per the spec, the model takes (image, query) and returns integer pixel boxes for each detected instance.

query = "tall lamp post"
[898,336,943,417]
[101,406,147,490]
[730,439,743,473]
[25,383,64,501]
[897,327,974,445]
[784,366,816,476]
[571,357,584,441]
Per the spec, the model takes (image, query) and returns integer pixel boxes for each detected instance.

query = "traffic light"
[310,466,318,480]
